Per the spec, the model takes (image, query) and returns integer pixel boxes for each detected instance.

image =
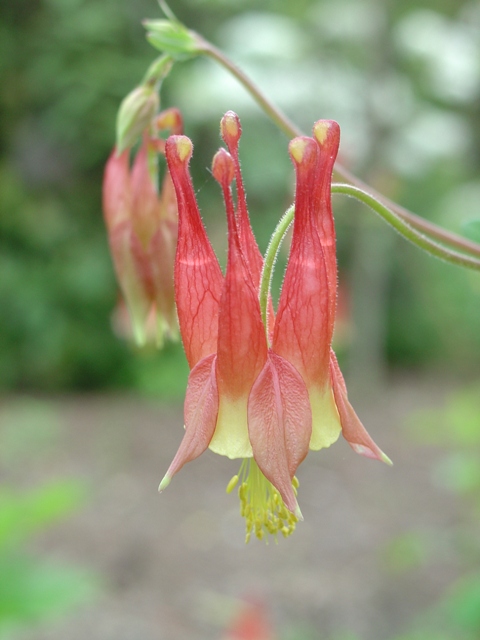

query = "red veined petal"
[165,135,224,368]
[208,149,268,458]
[248,351,312,515]
[220,111,275,336]
[213,149,268,402]
[330,350,392,464]
[220,112,264,286]
[159,353,219,490]
[273,137,330,388]
[312,120,341,327]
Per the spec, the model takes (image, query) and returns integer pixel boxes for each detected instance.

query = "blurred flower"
[102,107,183,346]
[222,599,275,640]
[159,112,389,542]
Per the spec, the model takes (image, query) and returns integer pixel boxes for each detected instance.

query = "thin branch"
[196,36,480,261]
[332,184,480,271]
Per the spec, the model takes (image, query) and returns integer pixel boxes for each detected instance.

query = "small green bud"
[116,85,159,153]
[142,54,174,86]
[144,19,201,60]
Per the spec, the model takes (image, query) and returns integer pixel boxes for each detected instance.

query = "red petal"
[213,149,268,401]
[108,221,152,345]
[102,148,131,229]
[165,136,224,368]
[159,354,219,490]
[149,221,177,337]
[220,111,275,335]
[248,351,312,514]
[156,107,184,135]
[130,137,160,247]
[330,350,391,464]
[158,171,178,224]
[312,120,341,325]
[273,137,330,389]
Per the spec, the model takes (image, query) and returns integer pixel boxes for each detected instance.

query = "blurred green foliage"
[1,0,479,392]
[374,383,480,640]
[0,398,97,637]
[0,481,96,638]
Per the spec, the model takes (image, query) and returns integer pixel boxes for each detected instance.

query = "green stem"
[332,183,480,271]
[197,39,302,140]
[259,205,295,340]
[195,36,480,260]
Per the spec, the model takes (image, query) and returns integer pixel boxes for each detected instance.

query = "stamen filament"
[227,458,299,543]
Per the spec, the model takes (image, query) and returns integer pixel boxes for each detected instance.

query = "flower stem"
[195,36,480,261]
[259,184,480,347]
[332,183,480,271]
[199,39,302,140]
[259,205,294,338]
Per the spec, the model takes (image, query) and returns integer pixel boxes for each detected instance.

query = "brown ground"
[3,376,469,640]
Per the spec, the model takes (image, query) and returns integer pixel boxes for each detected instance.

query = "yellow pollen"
[226,459,300,543]
[226,474,239,494]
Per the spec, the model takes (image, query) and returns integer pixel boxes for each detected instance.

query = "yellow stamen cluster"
[226,459,299,543]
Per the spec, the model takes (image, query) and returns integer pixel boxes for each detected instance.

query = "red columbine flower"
[102,107,183,346]
[159,112,389,542]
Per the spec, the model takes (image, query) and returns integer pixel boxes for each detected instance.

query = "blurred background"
[0,0,480,638]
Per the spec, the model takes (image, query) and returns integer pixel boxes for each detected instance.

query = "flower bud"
[116,85,159,154]
[142,54,173,86]
[104,109,184,347]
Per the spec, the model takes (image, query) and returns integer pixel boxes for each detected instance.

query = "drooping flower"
[102,107,183,346]
[159,112,390,542]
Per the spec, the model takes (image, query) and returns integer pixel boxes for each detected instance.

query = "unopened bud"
[142,54,174,86]
[212,148,235,186]
[220,111,241,148]
[156,107,183,134]
[116,85,159,153]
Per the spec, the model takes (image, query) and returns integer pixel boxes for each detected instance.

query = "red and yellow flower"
[160,112,390,541]
[102,108,182,346]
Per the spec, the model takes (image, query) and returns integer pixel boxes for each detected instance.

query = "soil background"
[3,376,469,640]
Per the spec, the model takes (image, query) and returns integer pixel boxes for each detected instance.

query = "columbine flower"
[102,107,182,346]
[159,112,390,542]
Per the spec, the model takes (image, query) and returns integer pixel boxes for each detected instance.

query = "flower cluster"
[158,111,390,542]
[102,107,183,346]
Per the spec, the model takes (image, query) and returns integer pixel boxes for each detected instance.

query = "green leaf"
[0,552,97,635]
[442,573,480,631]
[144,19,201,60]
[0,481,86,550]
